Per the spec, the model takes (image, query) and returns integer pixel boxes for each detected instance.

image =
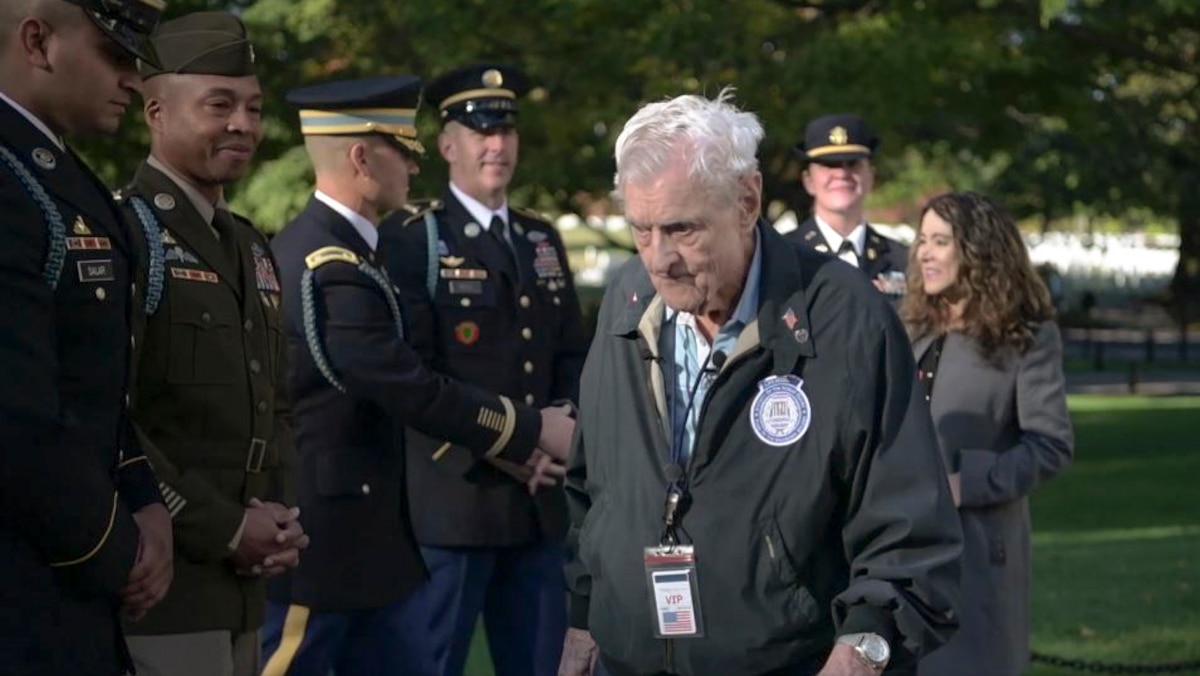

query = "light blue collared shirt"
[661,230,762,467]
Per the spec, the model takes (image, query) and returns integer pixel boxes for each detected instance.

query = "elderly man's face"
[625,156,760,317]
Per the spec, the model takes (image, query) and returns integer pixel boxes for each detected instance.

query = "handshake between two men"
[500,405,576,496]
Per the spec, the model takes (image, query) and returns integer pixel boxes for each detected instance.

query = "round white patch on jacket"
[750,375,811,447]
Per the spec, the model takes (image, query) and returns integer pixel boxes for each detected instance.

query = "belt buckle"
[245,438,268,473]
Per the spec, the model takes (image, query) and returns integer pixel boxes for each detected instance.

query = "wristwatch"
[836,632,890,671]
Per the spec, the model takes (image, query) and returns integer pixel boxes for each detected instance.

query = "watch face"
[861,635,890,664]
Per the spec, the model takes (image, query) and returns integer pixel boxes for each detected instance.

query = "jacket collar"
[302,196,377,264]
[135,161,242,295]
[609,220,815,375]
[0,99,129,251]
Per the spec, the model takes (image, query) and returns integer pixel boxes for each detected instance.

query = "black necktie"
[838,240,859,268]
[488,214,516,268]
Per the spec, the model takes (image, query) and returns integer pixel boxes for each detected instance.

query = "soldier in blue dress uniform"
[378,63,589,676]
[261,74,575,676]
[0,1,172,674]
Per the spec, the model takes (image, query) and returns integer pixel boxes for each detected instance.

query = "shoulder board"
[305,246,360,270]
[401,198,443,227]
[510,205,552,224]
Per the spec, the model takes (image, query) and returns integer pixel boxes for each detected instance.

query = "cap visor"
[88,15,161,69]
[805,151,871,165]
[450,110,517,131]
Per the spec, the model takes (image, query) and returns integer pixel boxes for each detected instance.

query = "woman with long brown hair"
[904,191,1074,676]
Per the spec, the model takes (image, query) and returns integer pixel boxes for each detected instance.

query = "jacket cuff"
[499,402,542,466]
[117,457,164,512]
[569,592,590,630]
[839,604,897,646]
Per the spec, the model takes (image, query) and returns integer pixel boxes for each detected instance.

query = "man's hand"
[538,406,577,462]
[525,449,567,495]
[817,643,880,676]
[232,499,308,577]
[121,503,174,621]
[947,472,962,507]
[558,628,599,676]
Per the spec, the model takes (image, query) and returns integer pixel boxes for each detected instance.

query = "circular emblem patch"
[454,320,480,345]
[154,193,176,211]
[31,147,56,170]
[464,222,481,238]
[482,68,504,88]
[750,375,811,447]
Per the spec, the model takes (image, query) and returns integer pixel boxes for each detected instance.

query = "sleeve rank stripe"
[167,495,187,518]
[48,492,120,567]
[484,396,518,459]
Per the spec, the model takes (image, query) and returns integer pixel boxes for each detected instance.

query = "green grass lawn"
[1027,395,1200,675]
[465,396,1200,675]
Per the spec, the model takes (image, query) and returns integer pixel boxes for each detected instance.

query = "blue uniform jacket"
[0,98,162,675]
[268,197,544,611]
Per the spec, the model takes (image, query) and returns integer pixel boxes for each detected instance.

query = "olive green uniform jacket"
[119,161,292,634]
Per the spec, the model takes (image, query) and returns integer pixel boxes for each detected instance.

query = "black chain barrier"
[1031,650,1200,674]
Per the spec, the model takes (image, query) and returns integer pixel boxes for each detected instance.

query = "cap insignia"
[482,69,504,88]
[829,126,849,145]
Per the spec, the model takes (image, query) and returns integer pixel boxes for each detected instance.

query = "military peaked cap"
[424,63,529,131]
[286,75,425,156]
[794,113,879,164]
[64,0,165,68]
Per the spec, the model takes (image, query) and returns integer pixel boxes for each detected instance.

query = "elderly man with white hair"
[559,90,963,676]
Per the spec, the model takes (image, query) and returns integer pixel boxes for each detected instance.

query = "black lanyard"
[662,328,717,545]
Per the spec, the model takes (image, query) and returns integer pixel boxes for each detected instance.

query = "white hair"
[612,86,763,204]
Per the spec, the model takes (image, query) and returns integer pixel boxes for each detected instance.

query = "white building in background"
[559,211,1181,298]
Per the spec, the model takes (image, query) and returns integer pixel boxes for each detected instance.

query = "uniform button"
[125,394,131,407]
[131,282,138,295]
[460,298,472,308]
[256,400,267,414]
[525,394,535,405]
[244,319,254,332]
[547,281,558,292]
[519,295,531,308]
[361,484,371,495]
[130,335,136,349]
[201,312,212,325]
[524,361,534,374]
[95,287,106,300]
[553,297,562,306]
[249,359,262,374]
[521,328,532,341]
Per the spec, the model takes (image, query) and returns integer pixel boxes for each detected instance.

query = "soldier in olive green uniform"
[117,12,304,676]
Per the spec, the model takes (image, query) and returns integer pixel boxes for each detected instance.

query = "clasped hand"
[231,498,309,577]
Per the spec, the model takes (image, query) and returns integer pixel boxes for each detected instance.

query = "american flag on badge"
[661,609,694,634]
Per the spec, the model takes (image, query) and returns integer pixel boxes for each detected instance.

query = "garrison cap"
[424,64,529,131]
[64,0,166,68]
[286,75,425,156]
[138,11,256,79]
[794,113,880,164]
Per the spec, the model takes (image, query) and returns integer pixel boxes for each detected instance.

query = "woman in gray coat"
[904,191,1074,676]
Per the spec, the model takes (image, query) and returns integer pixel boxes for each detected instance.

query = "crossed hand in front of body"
[232,498,310,578]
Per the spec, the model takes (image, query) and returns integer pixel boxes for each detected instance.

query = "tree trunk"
[1171,170,1200,325]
